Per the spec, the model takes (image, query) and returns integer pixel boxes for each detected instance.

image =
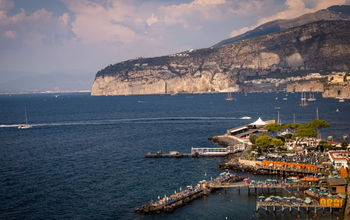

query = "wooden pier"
[145,153,193,158]
[256,201,341,214]
[209,181,315,195]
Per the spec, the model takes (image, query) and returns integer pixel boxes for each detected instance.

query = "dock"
[209,181,312,194]
[135,172,242,214]
[256,201,341,214]
[145,145,246,158]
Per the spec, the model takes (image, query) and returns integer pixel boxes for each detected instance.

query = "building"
[328,178,347,194]
[328,151,350,168]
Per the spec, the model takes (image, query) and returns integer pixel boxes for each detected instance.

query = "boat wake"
[0,116,252,128]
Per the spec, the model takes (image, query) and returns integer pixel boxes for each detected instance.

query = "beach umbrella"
[338,194,346,198]
[265,198,272,202]
[305,197,311,203]
[259,196,265,199]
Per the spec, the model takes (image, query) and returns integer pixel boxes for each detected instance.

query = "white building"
[328,151,350,169]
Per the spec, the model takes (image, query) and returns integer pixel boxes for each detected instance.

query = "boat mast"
[293,113,296,123]
[24,107,28,125]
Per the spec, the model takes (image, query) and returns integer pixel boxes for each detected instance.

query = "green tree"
[264,123,282,133]
[282,123,302,130]
[272,138,284,147]
[304,120,330,131]
[256,135,272,149]
[341,141,349,149]
[295,126,318,138]
[249,134,258,144]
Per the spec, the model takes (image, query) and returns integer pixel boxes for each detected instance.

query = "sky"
[1,0,350,92]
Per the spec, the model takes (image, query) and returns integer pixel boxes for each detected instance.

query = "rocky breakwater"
[91,20,350,96]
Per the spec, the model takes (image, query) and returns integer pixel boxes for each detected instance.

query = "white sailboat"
[300,92,308,107]
[18,108,32,129]
[225,92,235,101]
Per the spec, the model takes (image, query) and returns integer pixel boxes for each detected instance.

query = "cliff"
[91,20,350,96]
[323,82,350,99]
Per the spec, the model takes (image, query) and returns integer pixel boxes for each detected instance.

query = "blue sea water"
[0,92,349,219]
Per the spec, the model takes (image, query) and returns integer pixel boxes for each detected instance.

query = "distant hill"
[91,6,350,96]
[214,5,350,47]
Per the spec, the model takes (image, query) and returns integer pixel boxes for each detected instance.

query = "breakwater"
[135,172,242,214]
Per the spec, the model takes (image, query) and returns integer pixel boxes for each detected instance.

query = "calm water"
[0,93,349,219]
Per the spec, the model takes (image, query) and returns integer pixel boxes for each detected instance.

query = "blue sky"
[0,0,349,92]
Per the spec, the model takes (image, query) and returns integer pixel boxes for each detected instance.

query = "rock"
[92,18,350,96]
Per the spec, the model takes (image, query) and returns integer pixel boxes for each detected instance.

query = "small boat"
[300,92,308,107]
[18,107,32,129]
[336,108,340,112]
[225,92,235,101]
[241,116,251,120]
[339,99,345,103]
[282,97,288,101]
[307,92,316,101]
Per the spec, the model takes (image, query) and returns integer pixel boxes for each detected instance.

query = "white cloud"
[59,13,70,25]
[0,6,70,46]
[2,29,15,38]
[229,0,350,38]
[147,13,158,26]
[313,0,347,10]
[63,0,137,43]
[230,26,252,37]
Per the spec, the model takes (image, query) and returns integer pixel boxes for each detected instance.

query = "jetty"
[145,145,245,158]
[135,172,242,214]
[256,201,341,214]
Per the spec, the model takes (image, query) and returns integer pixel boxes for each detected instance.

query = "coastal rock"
[286,80,325,92]
[323,82,350,99]
[92,20,350,96]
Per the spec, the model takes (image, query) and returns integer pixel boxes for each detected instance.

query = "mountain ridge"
[214,5,350,47]
[91,7,350,96]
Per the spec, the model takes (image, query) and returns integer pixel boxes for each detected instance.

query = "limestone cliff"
[286,80,325,93]
[323,82,350,99]
[91,20,350,96]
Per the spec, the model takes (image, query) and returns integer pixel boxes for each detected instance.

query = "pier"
[145,144,245,158]
[256,201,341,214]
[209,181,313,195]
[135,172,242,214]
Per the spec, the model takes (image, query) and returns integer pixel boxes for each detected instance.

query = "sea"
[0,92,349,220]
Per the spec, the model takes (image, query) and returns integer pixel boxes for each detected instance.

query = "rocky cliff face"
[91,20,350,96]
[286,80,325,93]
[323,82,350,99]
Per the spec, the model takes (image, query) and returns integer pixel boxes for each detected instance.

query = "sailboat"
[299,92,308,107]
[18,108,32,129]
[307,92,316,101]
[225,92,235,101]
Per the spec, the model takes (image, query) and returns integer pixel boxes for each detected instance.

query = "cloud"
[147,13,158,26]
[229,0,350,38]
[312,0,348,10]
[0,0,13,10]
[63,0,137,43]
[0,5,70,45]
[230,26,252,37]
[2,29,15,38]
[159,0,227,25]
